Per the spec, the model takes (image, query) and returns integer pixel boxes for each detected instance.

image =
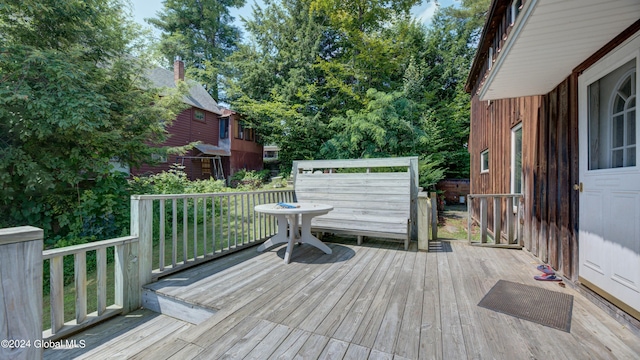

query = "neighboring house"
[466,1,640,321]
[263,145,279,162]
[131,59,228,180]
[219,108,264,177]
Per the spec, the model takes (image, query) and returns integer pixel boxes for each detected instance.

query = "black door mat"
[478,279,573,332]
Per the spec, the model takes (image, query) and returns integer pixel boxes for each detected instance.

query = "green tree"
[419,1,490,177]
[0,0,184,238]
[148,0,246,100]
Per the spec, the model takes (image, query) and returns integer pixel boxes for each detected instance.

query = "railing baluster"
[220,196,224,250]
[211,196,216,254]
[480,197,488,243]
[192,196,197,265]
[75,251,87,324]
[506,197,514,243]
[227,194,232,248]
[50,256,64,334]
[241,193,246,245]
[493,197,502,244]
[234,194,239,246]
[159,199,165,271]
[172,198,179,265]
[203,196,207,258]
[97,247,107,316]
[184,197,189,260]
[252,192,258,241]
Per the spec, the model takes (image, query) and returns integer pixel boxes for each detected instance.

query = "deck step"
[142,288,217,325]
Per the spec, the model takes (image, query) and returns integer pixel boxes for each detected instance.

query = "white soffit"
[479,0,640,101]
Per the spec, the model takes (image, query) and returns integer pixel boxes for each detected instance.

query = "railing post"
[418,192,430,251]
[467,195,473,243]
[430,192,438,240]
[0,226,43,360]
[125,196,152,311]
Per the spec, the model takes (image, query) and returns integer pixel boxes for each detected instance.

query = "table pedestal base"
[257,213,332,264]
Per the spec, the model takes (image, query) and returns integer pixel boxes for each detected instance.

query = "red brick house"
[466,0,640,323]
[132,59,228,180]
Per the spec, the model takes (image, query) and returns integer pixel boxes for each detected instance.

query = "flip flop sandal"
[536,264,555,275]
[534,274,562,281]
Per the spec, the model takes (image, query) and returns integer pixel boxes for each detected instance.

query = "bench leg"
[357,235,364,245]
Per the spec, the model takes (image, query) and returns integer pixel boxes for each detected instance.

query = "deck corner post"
[128,196,152,310]
[418,192,430,251]
[0,226,44,360]
[430,191,438,240]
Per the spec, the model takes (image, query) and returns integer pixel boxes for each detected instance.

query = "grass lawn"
[42,192,283,331]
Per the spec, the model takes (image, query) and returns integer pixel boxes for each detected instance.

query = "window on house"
[245,128,255,141]
[194,109,205,122]
[220,117,229,139]
[235,121,244,139]
[588,59,636,170]
[511,124,523,194]
[481,149,489,173]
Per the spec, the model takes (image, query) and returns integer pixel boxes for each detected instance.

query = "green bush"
[229,169,271,189]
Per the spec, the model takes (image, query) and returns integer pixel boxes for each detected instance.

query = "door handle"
[573,183,583,192]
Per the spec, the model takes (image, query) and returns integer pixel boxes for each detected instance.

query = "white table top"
[254,202,333,215]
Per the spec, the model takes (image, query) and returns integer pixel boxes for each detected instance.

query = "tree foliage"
[0,0,183,238]
[148,0,246,100]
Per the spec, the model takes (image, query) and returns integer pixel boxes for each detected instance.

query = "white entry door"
[578,34,640,318]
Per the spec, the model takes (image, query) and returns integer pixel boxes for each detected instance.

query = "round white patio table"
[255,202,333,264]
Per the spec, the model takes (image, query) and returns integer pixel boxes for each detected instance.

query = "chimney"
[174,56,184,82]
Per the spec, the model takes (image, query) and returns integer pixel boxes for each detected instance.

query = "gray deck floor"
[44,238,640,360]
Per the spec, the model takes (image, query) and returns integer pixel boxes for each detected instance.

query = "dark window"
[220,117,229,139]
[245,128,255,141]
[235,121,244,139]
[194,109,205,122]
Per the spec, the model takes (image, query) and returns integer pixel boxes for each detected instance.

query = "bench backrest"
[292,157,419,239]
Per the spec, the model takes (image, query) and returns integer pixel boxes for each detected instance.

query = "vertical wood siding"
[469,77,579,279]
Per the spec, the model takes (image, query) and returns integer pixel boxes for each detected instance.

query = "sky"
[129,0,458,38]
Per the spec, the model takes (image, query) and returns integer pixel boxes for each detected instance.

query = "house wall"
[469,78,579,280]
[229,113,263,175]
[469,20,640,282]
[436,179,470,205]
[132,108,220,180]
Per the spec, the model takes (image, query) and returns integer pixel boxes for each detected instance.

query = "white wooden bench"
[292,157,419,250]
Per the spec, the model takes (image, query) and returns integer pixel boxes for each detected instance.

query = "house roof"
[467,0,640,101]
[194,143,231,157]
[146,67,223,115]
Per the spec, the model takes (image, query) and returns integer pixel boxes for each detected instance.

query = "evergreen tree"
[148,0,246,100]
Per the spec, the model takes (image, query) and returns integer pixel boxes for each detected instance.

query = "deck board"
[44,239,640,360]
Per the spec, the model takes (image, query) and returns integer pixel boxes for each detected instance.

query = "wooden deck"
[44,238,640,360]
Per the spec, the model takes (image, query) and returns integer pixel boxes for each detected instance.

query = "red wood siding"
[436,179,470,205]
[132,108,220,180]
[229,113,263,176]
[469,78,579,280]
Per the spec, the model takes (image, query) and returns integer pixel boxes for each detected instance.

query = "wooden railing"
[133,189,293,282]
[42,235,138,340]
[467,194,523,247]
[0,189,294,344]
